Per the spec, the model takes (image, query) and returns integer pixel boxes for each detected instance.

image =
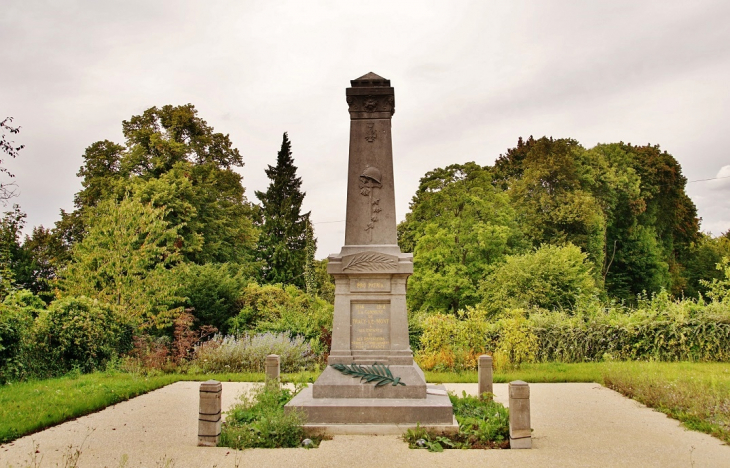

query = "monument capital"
[346,71,395,119]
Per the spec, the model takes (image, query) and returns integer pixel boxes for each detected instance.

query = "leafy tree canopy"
[398,163,527,313]
[35,105,258,292]
[58,197,185,330]
[404,136,705,312]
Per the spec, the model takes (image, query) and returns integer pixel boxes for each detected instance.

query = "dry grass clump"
[602,362,730,443]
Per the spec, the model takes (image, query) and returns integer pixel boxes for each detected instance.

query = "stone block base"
[285,384,455,430]
[510,436,532,449]
[197,435,219,447]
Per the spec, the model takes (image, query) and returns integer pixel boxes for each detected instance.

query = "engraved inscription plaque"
[351,302,391,350]
[350,277,391,293]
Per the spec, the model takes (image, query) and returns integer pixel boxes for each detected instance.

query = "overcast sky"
[2,0,729,258]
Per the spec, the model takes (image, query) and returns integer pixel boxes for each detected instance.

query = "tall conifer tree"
[255,133,312,288]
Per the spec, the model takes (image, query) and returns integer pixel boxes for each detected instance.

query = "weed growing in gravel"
[219,383,323,449]
[404,391,510,451]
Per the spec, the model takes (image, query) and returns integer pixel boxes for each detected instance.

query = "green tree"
[15,226,61,302]
[702,256,730,303]
[313,259,335,303]
[303,220,317,295]
[0,117,24,203]
[398,163,527,312]
[255,133,311,288]
[493,137,700,301]
[56,104,258,266]
[495,137,607,273]
[0,206,25,299]
[58,197,184,330]
[594,143,699,299]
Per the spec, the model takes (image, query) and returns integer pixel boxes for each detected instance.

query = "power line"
[313,219,345,224]
[686,175,730,184]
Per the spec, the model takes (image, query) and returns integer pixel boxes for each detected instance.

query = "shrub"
[174,263,250,333]
[416,306,491,371]
[493,308,538,369]
[32,296,133,374]
[2,289,46,313]
[228,283,296,329]
[192,332,315,373]
[122,334,174,374]
[1,290,47,382]
[480,243,598,313]
[531,297,730,362]
[415,291,730,371]
[702,256,730,303]
[226,283,333,357]
[0,303,34,383]
[254,295,333,344]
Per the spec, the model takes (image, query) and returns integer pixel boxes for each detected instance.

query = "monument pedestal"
[287,384,458,436]
[285,73,455,435]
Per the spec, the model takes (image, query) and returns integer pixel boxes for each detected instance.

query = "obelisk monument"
[286,73,455,432]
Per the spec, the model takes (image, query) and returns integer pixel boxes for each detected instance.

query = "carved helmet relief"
[360,166,382,185]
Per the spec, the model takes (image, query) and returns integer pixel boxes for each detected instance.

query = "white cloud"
[707,165,730,191]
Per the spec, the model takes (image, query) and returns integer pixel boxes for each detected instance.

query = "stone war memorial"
[286,72,457,434]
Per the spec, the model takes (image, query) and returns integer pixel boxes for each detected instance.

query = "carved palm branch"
[331,363,406,387]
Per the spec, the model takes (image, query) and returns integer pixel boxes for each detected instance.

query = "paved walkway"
[1,382,728,467]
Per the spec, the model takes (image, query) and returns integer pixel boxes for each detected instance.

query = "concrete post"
[198,380,222,447]
[265,354,281,385]
[478,355,493,399]
[508,380,531,449]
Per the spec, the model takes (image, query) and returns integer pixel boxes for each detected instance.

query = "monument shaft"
[327,72,415,370]
[344,75,397,246]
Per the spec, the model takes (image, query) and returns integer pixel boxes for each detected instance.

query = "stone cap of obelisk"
[332,72,407,258]
[345,72,395,120]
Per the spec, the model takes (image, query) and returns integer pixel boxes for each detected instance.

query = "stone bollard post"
[198,380,222,447]
[265,354,280,385]
[478,354,493,399]
[508,380,531,449]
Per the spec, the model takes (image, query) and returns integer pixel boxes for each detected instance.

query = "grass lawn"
[425,362,606,384]
[2,362,728,445]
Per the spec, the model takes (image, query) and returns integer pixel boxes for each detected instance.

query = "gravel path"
[2,382,728,467]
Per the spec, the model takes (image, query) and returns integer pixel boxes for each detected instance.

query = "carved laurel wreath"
[342,253,397,272]
[332,363,406,387]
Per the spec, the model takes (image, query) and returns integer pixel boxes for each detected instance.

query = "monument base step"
[285,385,456,432]
[301,419,459,436]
